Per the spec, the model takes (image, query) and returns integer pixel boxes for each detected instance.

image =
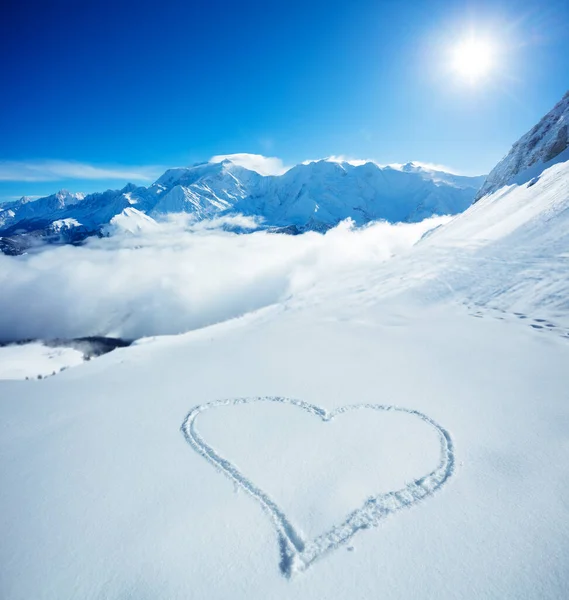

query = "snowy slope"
[150,160,262,218]
[475,90,569,199]
[104,207,158,235]
[1,100,569,599]
[234,160,479,228]
[390,160,486,189]
[0,342,84,380]
[301,157,569,326]
[0,190,85,230]
[0,166,568,600]
[1,172,568,598]
[0,157,483,251]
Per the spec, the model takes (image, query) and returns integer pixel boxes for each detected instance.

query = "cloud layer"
[209,153,290,176]
[0,215,449,342]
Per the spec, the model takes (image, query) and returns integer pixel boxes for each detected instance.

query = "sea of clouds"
[0,215,450,342]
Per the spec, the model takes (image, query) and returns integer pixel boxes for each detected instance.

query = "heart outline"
[181,397,455,577]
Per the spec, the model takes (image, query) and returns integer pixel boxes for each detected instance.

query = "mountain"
[475,90,569,200]
[232,160,481,228]
[392,161,486,189]
[0,157,484,253]
[1,98,569,600]
[0,189,85,230]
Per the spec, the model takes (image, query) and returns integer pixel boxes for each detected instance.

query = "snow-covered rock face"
[394,161,486,190]
[236,160,481,228]
[475,90,569,200]
[0,158,484,252]
[104,207,158,236]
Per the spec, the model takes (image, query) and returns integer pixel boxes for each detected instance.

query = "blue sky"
[1,0,568,201]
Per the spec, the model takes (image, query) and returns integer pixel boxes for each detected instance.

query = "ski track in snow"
[181,397,455,578]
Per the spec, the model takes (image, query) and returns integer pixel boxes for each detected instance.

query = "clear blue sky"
[1,0,568,201]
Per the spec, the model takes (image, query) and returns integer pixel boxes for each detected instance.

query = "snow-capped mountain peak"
[55,189,85,205]
[209,153,289,176]
[388,161,486,190]
[0,155,487,252]
[475,90,569,200]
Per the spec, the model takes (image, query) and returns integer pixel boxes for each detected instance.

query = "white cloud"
[209,153,290,176]
[0,215,450,342]
[302,156,374,167]
[386,161,464,175]
[0,160,164,182]
[302,157,466,175]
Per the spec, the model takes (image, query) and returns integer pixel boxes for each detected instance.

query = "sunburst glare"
[451,36,495,84]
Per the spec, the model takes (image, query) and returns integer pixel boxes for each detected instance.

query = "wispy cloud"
[0,160,164,182]
[303,156,469,176]
[303,156,373,167]
[209,153,290,176]
[385,161,469,175]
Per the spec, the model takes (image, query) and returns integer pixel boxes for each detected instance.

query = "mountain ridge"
[475,90,569,200]
[0,158,484,253]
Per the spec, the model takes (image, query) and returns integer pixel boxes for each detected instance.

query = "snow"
[184,397,452,576]
[50,217,82,231]
[2,87,569,598]
[209,153,290,176]
[400,158,569,316]
[0,342,84,380]
[476,91,569,199]
[232,159,478,227]
[104,207,158,235]
[390,161,486,189]
[0,298,567,599]
[0,150,568,598]
[0,157,482,246]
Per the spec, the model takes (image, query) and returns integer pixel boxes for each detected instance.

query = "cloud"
[0,160,164,182]
[0,215,450,342]
[386,161,464,175]
[301,156,467,176]
[209,153,290,176]
[302,156,373,167]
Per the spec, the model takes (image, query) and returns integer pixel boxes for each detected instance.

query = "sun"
[451,37,494,84]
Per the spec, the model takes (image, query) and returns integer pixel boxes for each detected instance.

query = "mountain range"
[2,90,567,257]
[0,159,484,254]
[2,91,569,600]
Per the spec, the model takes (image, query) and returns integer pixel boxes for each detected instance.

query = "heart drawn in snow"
[181,397,455,577]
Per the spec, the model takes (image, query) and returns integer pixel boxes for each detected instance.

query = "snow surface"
[0,342,84,380]
[0,149,568,599]
[104,207,158,235]
[209,153,290,176]
[50,217,82,231]
[387,160,486,189]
